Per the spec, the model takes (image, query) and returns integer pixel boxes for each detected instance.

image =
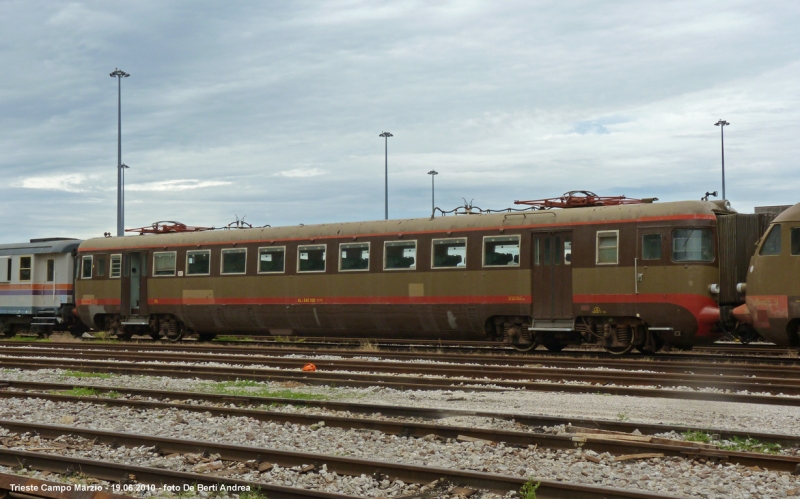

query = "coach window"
[759,225,782,256]
[258,247,286,273]
[46,259,55,282]
[221,248,247,274]
[642,234,662,260]
[534,238,540,265]
[384,241,416,270]
[432,238,466,268]
[153,252,177,276]
[95,256,105,277]
[673,229,714,262]
[19,256,31,281]
[792,228,800,256]
[110,255,122,278]
[0,257,10,282]
[81,255,93,279]
[483,236,520,267]
[187,250,211,276]
[596,231,619,265]
[340,242,369,271]
[298,244,326,272]
[564,237,572,265]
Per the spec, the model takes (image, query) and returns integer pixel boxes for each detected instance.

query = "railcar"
[74,196,762,353]
[733,202,800,346]
[0,238,83,337]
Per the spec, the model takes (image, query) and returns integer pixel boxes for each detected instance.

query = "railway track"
[1,379,799,472]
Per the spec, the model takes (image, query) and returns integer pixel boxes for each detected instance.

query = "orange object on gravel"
[302,363,317,372]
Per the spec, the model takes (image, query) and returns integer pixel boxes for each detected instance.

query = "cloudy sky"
[1,1,798,242]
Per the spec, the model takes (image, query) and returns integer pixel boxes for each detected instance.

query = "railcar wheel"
[197,333,217,342]
[114,326,134,341]
[511,340,538,352]
[604,325,635,355]
[165,319,184,342]
[150,332,163,341]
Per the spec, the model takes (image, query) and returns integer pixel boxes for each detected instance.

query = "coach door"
[532,232,573,320]
[636,228,668,298]
[121,251,148,317]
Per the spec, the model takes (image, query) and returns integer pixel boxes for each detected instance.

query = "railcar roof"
[79,200,726,251]
[772,202,800,223]
[0,238,82,256]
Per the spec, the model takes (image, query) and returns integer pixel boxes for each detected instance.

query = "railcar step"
[529,320,574,332]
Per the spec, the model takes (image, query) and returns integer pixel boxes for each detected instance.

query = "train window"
[81,256,92,279]
[95,257,105,277]
[759,225,782,256]
[792,228,800,256]
[534,238,540,265]
[19,256,31,281]
[564,237,572,265]
[596,231,619,264]
[672,229,714,262]
[221,249,247,274]
[483,236,520,267]
[0,257,9,283]
[187,250,211,275]
[642,234,662,260]
[258,247,286,273]
[340,242,369,271]
[543,238,551,265]
[110,255,122,278]
[555,236,562,265]
[298,244,326,273]
[432,238,466,268]
[46,260,54,282]
[153,252,177,276]
[384,241,416,270]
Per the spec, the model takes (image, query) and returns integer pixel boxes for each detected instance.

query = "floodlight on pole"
[427,170,438,216]
[714,119,729,200]
[110,68,130,236]
[379,131,393,220]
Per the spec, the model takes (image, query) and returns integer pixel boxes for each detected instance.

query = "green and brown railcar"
[733,203,800,346]
[75,198,760,353]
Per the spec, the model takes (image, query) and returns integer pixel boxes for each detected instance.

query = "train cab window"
[759,225,782,256]
[258,247,285,273]
[298,245,326,272]
[81,256,92,279]
[221,249,247,274]
[340,242,369,271]
[46,259,55,282]
[432,238,466,268]
[95,257,105,277]
[672,229,714,262]
[19,256,31,281]
[642,234,662,260]
[483,236,520,267]
[153,252,177,276]
[564,237,572,265]
[187,250,211,275]
[384,241,416,270]
[110,255,122,278]
[792,228,800,256]
[596,231,619,264]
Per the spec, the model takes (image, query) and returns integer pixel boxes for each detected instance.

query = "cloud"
[274,168,326,178]
[17,173,89,192]
[126,179,232,192]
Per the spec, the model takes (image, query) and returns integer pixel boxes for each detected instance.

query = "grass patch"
[214,336,255,342]
[62,370,114,379]
[57,387,100,397]
[720,436,782,454]
[198,380,328,400]
[683,431,713,444]
[2,335,51,342]
[520,479,540,499]
[240,489,269,499]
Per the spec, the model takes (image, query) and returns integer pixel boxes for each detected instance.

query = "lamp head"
[714,119,729,127]
[110,68,130,78]
[427,170,438,176]
[379,131,393,138]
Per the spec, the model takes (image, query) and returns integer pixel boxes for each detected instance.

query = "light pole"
[379,131,393,220]
[110,68,130,236]
[121,164,130,232]
[714,119,729,200]
[427,170,438,216]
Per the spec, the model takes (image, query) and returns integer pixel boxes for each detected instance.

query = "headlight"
[736,283,746,293]
[708,284,720,294]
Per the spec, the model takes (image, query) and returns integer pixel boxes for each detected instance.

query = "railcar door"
[635,228,668,299]
[121,251,148,317]
[532,232,573,320]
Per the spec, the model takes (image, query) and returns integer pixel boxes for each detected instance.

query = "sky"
[1,1,799,242]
